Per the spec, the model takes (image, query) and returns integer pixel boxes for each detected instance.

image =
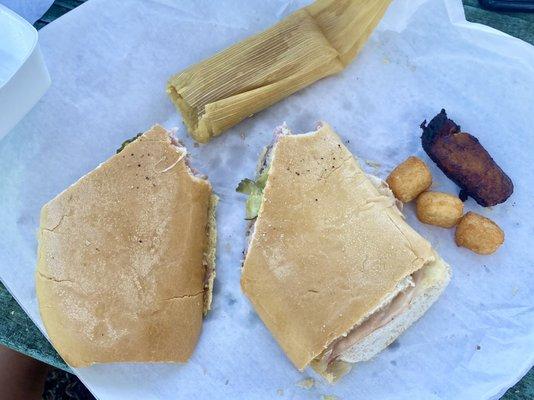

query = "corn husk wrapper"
[167,0,392,143]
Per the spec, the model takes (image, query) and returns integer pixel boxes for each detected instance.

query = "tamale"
[167,0,392,143]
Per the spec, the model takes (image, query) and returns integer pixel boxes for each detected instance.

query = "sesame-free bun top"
[36,125,213,367]
[241,124,435,370]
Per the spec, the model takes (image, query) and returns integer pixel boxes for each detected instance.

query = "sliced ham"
[326,268,425,363]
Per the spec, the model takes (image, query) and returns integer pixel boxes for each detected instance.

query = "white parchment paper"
[0,0,533,399]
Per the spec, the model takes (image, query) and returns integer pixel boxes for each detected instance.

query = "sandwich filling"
[238,125,293,254]
[330,272,419,362]
[310,267,426,378]
[236,125,290,220]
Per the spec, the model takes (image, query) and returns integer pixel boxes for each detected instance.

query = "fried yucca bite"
[455,212,504,255]
[416,192,463,228]
[386,156,432,203]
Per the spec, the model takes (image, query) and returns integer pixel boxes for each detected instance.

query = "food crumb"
[321,395,339,400]
[297,378,315,389]
[276,389,284,396]
[365,159,381,170]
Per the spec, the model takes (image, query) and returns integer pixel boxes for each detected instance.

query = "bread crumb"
[297,378,315,389]
[365,160,381,169]
[276,389,284,396]
[321,396,339,400]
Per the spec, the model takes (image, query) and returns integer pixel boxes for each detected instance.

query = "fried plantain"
[421,109,513,207]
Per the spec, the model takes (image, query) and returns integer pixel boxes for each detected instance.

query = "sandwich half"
[239,123,450,381]
[36,125,217,367]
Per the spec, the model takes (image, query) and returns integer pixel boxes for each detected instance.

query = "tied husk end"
[167,80,211,144]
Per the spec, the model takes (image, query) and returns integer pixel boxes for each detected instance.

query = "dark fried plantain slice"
[421,109,513,207]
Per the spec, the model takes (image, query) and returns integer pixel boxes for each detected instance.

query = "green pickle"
[236,167,270,219]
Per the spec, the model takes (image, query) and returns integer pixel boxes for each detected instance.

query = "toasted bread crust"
[36,125,213,367]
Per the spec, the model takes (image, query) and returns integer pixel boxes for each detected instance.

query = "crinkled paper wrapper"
[0,0,533,399]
